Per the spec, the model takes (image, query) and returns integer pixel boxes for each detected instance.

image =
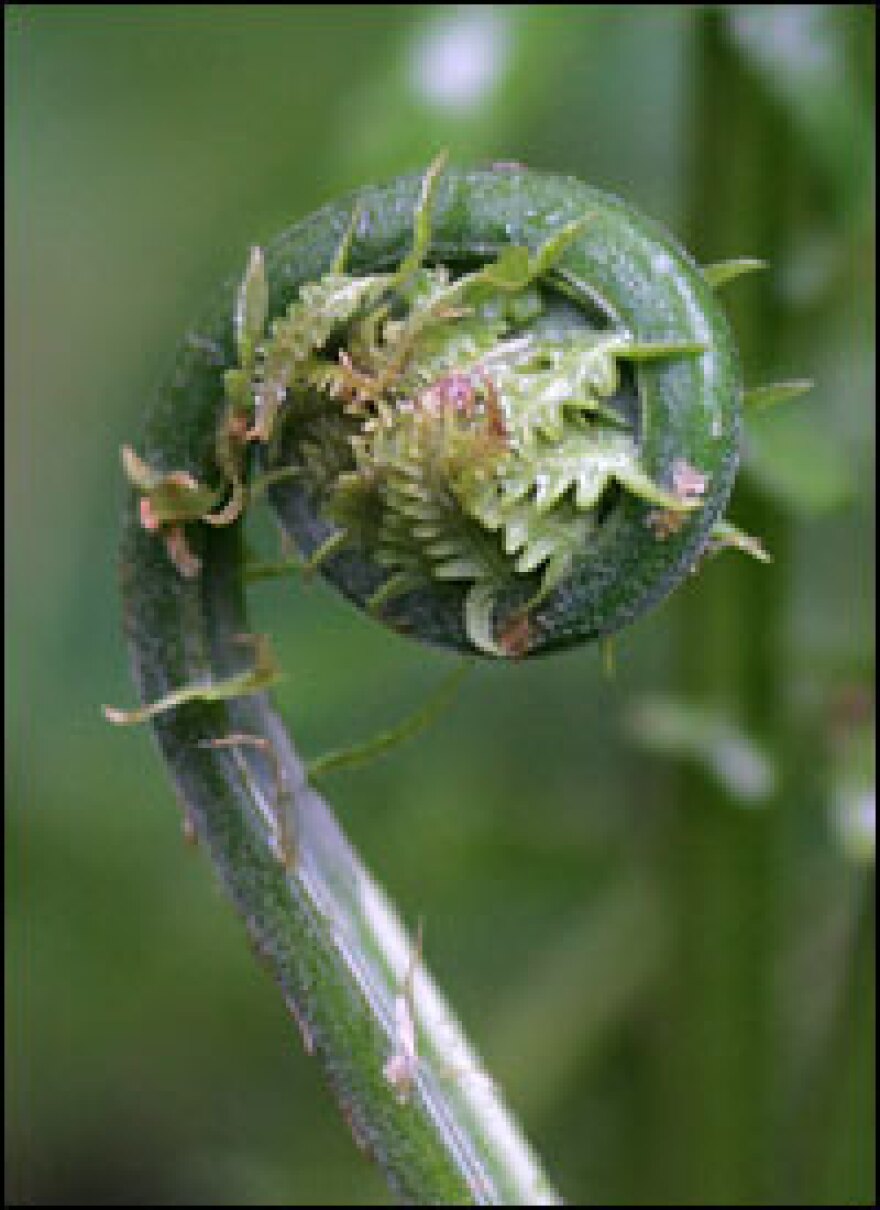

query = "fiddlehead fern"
[107,157,805,1203]
[241,158,779,661]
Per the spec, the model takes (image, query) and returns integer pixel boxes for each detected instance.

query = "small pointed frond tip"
[331,204,363,275]
[121,444,157,491]
[102,634,282,725]
[710,520,772,563]
[397,150,449,280]
[234,245,268,364]
[744,381,814,411]
[703,258,767,290]
[618,340,707,362]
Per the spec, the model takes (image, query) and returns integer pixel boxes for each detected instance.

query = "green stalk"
[651,12,793,1203]
[809,880,876,1204]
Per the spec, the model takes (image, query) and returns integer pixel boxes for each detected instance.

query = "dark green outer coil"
[258,167,742,656]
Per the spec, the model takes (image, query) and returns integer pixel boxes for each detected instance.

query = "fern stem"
[120,430,558,1205]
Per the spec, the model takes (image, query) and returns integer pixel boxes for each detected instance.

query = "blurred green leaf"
[828,718,876,866]
[723,5,875,225]
[626,695,777,805]
[743,380,813,411]
[744,405,856,514]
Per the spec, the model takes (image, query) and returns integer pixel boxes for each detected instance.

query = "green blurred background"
[6,5,875,1204]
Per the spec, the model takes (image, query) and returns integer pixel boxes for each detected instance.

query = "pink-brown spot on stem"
[672,458,709,502]
[163,470,201,494]
[499,611,532,658]
[478,372,506,439]
[421,372,477,416]
[164,525,201,579]
[646,509,687,541]
[139,497,160,532]
[225,411,250,443]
